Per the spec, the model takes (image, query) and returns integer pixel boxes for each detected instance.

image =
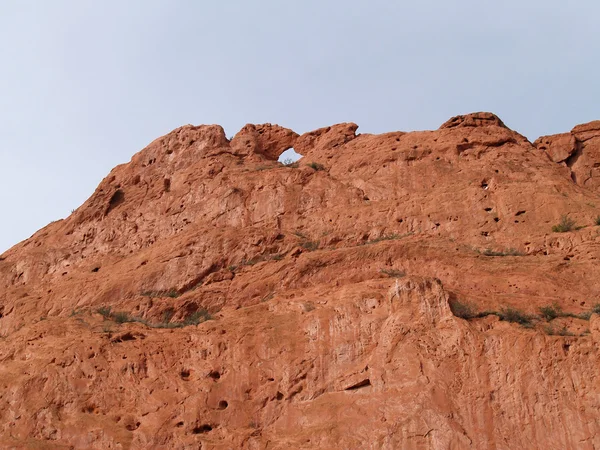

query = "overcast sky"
[1,1,599,253]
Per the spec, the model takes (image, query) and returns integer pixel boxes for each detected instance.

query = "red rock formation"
[1,112,600,449]
[534,120,600,189]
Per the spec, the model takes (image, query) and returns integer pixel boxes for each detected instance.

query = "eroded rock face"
[439,112,507,129]
[231,124,298,160]
[534,120,600,189]
[1,113,600,449]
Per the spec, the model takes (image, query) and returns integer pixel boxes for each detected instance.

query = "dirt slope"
[1,112,600,449]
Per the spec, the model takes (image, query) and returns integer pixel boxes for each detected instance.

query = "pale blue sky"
[1,1,599,252]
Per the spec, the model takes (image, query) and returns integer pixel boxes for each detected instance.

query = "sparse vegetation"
[97,306,112,319]
[595,215,600,226]
[449,299,477,320]
[539,304,562,321]
[481,248,524,257]
[365,233,412,245]
[552,215,576,233]
[307,162,325,171]
[112,311,133,324]
[141,289,180,298]
[497,307,533,327]
[579,304,600,320]
[282,158,299,168]
[544,324,574,336]
[241,252,285,266]
[380,269,406,278]
[96,306,212,328]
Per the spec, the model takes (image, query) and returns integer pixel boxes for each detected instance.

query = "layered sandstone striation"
[1,113,600,449]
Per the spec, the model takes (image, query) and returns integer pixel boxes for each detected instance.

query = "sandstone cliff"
[1,112,600,449]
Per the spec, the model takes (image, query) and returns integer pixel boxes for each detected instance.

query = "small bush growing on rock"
[498,307,533,327]
[539,304,562,321]
[307,162,325,171]
[112,311,133,324]
[185,308,212,325]
[552,215,576,233]
[449,299,477,319]
[141,289,180,298]
[97,306,112,318]
[282,158,299,168]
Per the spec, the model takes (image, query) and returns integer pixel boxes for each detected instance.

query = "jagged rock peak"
[439,112,507,129]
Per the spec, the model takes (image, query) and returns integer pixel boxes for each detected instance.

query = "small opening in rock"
[176,421,184,427]
[484,208,493,212]
[180,369,191,380]
[163,178,171,192]
[192,424,213,434]
[112,332,136,343]
[91,267,100,273]
[481,180,489,190]
[345,379,372,390]
[276,391,284,400]
[515,210,526,216]
[106,189,125,215]
[494,217,500,222]
[278,148,303,165]
[218,400,228,410]
[208,370,221,380]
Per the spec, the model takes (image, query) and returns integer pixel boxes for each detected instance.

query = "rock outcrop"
[534,120,600,189]
[1,112,600,449]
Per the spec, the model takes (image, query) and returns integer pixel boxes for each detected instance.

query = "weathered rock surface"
[2,112,600,449]
[534,120,600,190]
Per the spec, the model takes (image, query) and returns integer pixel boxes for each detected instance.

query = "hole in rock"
[126,421,141,431]
[91,267,100,273]
[481,180,489,190]
[112,332,137,343]
[276,392,284,401]
[218,400,228,410]
[345,379,372,390]
[515,211,526,216]
[208,370,221,380]
[484,208,493,212]
[192,424,213,434]
[106,189,125,215]
[278,148,303,165]
[82,404,96,414]
[176,421,184,427]
[180,369,191,380]
[163,178,171,192]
